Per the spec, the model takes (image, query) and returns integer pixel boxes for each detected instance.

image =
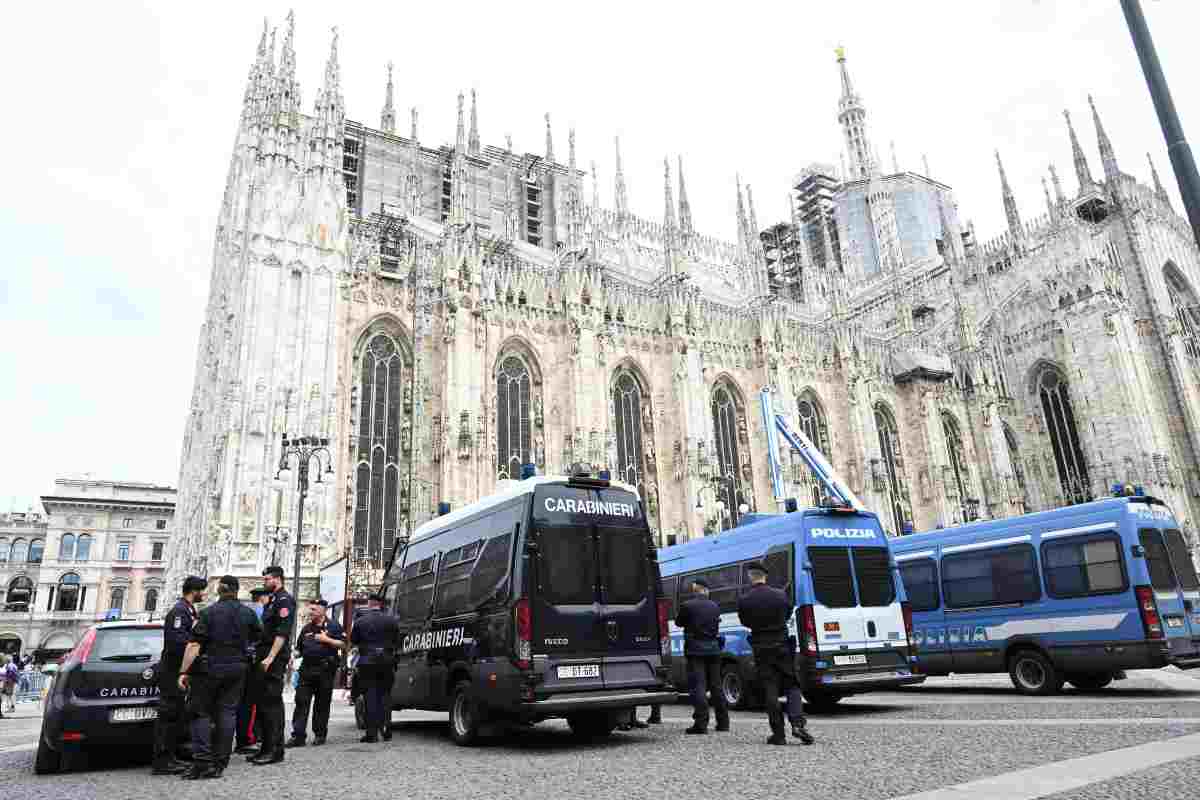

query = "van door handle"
[867,621,877,638]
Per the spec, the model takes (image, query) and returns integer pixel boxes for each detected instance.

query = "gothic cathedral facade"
[170,16,1200,594]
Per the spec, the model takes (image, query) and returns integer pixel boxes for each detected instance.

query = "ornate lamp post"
[274,434,333,599]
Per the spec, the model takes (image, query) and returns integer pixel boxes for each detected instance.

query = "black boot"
[284,736,306,748]
[249,750,284,765]
[791,721,814,745]
[152,760,189,776]
[685,725,707,735]
[312,736,326,746]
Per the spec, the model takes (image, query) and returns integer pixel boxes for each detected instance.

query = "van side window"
[399,555,437,621]
[898,559,940,612]
[1138,529,1178,591]
[1042,534,1127,598]
[695,565,740,613]
[807,547,856,608]
[435,521,488,618]
[469,532,514,609]
[762,547,794,598]
[941,544,1040,609]
[1163,529,1200,591]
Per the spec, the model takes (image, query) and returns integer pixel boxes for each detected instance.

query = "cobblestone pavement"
[2,670,1198,800]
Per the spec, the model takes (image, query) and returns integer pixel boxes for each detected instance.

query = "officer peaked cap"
[182,576,207,593]
[262,565,285,579]
[745,561,768,575]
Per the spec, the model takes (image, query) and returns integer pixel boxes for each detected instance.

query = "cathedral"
[170,13,1200,595]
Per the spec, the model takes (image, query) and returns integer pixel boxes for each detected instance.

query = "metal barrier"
[15,671,51,705]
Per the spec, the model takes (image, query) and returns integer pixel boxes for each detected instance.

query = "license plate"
[110,706,157,723]
[1167,616,1186,629]
[556,664,600,679]
[833,654,867,666]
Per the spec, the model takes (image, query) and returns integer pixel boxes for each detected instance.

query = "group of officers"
[143,558,811,778]
[148,566,367,780]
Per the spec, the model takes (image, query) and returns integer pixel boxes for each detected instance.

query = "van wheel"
[449,680,485,746]
[720,665,750,710]
[33,736,61,775]
[354,696,366,730]
[1008,649,1063,695]
[567,712,616,739]
[1068,673,1114,691]
[803,691,843,712]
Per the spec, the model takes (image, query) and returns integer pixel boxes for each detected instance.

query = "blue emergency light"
[784,498,798,513]
[438,502,451,516]
[598,469,611,481]
[520,463,536,480]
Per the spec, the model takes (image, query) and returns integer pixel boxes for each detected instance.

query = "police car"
[35,621,165,774]
[375,468,676,745]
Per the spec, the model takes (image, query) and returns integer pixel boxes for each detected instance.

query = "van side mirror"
[1131,544,1145,558]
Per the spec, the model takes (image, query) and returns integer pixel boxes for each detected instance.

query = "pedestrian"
[247,566,295,766]
[349,592,400,743]
[2,655,18,714]
[235,587,271,755]
[676,578,730,735]
[286,599,345,747]
[151,575,207,775]
[177,575,263,780]
[737,561,814,746]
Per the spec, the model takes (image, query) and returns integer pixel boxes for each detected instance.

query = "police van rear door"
[595,487,662,692]
[804,515,869,659]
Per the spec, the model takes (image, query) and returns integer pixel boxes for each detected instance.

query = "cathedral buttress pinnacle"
[1148,152,1172,209]
[836,47,877,180]
[678,155,694,245]
[614,136,629,217]
[995,150,1023,242]
[469,90,480,156]
[1064,109,1096,194]
[381,62,395,134]
[1088,95,1119,183]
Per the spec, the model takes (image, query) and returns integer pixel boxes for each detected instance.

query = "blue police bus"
[658,503,923,711]
[891,487,1200,695]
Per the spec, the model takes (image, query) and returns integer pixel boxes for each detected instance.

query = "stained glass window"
[612,371,645,491]
[711,382,745,530]
[496,356,532,479]
[1038,367,1091,505]
[797,392,830,506]
[942,412,971,523]
[354,332,408,566]
[874,403,905,536]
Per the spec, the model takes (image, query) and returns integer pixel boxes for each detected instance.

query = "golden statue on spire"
[835,45,846,61]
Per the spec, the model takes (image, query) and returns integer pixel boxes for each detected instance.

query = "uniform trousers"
[254,657,287,756]
[356,662,394,737]
[686,654,730,729]
[235,669,259,748]
[752,642,806,739]
[151,666,187,768]
[187,664,247,769]
[291,663,335,741]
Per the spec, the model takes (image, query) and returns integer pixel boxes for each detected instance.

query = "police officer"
[151,575,206,776]
[178,575,263,779]
[286,599,345,747]
[737,561,814,746]
[249,566,296,765]
[676,578,730,735]
[350,592,400,743]
[234,587,271,755]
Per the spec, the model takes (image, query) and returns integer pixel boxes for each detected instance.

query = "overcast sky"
[1,1,1198,512]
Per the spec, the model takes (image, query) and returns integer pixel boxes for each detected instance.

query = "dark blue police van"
[378,470,675,745]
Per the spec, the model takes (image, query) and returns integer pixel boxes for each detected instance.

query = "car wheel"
[567,711,616,739]
[449,680,484,746]
[1067,672,1114,691]
[720,664,750,710]
[354,696,366,731]
[1009,649,1063,696]
[803,691,843,712]
[33,736,61,776]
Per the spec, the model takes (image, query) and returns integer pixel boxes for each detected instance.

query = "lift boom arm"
[759,387,867,512]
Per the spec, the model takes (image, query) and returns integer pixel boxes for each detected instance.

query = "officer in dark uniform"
[151,575,206,776]
[178,575,263,779]
[249,566,296,765]
[234,587,270,754]
[286,599,345,747]
[349,592,400,743]
[676,578,730,734]
[737,561,814,746]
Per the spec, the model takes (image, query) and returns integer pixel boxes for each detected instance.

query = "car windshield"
[93,628,164,661]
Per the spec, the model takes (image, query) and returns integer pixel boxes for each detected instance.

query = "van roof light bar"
[760,388,867,514]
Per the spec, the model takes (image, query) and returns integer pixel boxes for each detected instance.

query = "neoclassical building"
[171,15,1200,595]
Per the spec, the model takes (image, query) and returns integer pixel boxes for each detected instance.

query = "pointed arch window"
[796,392,830,506]
[874,403,906,536]
[5,576,33,612]
[1037,366,1091,505]
[612,369,647,492]
[496,355,533,479]
[1003,423,1027,502]
[941,412,972,523]
[56,573,81,612]
[1165,264,1200,362]
[353,332,409,568]
[711,381,749,530]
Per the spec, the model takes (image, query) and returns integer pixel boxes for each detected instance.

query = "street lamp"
[275,433,334,599]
